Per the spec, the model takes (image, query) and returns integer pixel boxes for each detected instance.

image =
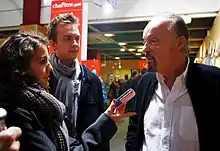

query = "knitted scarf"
[49,52,81,136]
[0,85,70,151]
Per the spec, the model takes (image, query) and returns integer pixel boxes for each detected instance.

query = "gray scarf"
[49,52,81,134]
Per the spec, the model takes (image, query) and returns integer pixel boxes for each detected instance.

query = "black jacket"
[5,106,117,151]
[49,65,106,143]
[126,62,220,151]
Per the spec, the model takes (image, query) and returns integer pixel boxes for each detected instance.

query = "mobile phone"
[114,88,136,110]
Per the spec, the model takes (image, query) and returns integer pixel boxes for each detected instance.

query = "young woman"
[0,33,135,151]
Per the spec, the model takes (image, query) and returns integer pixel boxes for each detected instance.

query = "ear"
[50,40,56,51]
[177,36,186,50]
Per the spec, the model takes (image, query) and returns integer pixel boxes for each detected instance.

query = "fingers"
[111,112,136,122]
[6,127,22,140]
[120,112,136,118]
[111,112,136,118]
[0,127,22,150]
[115,103,126,114]
[9,141,20,151]
[105,99,116,115]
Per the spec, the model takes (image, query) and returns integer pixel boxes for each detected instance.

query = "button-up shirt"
[142,58,200,151]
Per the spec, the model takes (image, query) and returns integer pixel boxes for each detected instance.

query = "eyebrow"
[40,56,47,60]
[143,35,153,43]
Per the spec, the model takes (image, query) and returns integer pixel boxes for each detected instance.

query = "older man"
[126,14,220,151]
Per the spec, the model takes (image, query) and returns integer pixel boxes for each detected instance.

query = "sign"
[138,60,147,69]
[50,0,87,61]
[81,59,101,77]
[105,0,116,8]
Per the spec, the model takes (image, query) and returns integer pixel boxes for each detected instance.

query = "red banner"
[50,0,83,62]
[81,60,101,77]
[138,60,147,69]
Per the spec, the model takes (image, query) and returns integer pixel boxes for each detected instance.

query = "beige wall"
[196,11,220,61]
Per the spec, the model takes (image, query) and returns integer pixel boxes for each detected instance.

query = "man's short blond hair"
[47,13,79,41]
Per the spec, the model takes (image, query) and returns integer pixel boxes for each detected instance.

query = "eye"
[63,36,73,41]
[150,38,159,45]
[40,58,47,64]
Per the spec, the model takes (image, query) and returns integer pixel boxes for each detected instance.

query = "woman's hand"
[105,99,136,122]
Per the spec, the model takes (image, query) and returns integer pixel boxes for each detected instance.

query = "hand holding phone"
[114,88,136,110]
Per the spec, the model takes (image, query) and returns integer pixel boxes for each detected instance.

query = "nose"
[72,39,79,47]
[47,62,53,73]
[143,43,150,53]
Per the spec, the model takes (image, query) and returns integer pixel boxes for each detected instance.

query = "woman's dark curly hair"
[0,32,49,92]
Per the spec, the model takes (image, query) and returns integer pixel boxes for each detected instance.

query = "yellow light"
[104,33,114,37]
[119,42,126,46]
[128,48,135,52]
[120,48,126,52]
[137,49,143,52]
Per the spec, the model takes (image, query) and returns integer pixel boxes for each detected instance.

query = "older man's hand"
[105,99,136,122]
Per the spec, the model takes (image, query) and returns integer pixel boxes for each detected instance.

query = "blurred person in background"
[108,76,124,101]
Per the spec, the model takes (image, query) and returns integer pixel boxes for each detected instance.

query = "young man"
[47,14,109,150]
[126,14,220,151]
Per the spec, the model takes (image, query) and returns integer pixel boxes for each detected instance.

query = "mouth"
[145,54,153,60]
[146,57,152,61]
[68,50,78,53]
[44,76,50,81]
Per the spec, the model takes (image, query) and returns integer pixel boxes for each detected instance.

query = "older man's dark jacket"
[126,62,220,151]
[49,65,108,149]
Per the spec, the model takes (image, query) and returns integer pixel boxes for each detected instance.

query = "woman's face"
[30,44,53,88]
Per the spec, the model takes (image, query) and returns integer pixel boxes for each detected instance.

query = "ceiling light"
[136,53,142,56]
[128,48,135,52]
[137,49,143,52]
[118,42,126,46]
[120,48,126,52]
[136,46,144,49]
[104,33,114,37]
[141,56,146,59]
[115,57,120,60]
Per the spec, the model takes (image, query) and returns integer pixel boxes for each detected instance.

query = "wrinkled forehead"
[142,17,172,39]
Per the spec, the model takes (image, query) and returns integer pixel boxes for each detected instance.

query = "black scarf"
[0,85,66,126]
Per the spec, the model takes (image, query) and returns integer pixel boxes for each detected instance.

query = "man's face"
[142,19,181,74]
[53,23,80,61]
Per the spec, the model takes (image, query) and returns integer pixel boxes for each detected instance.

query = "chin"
[68,56,77,61]
[41,81,49,89]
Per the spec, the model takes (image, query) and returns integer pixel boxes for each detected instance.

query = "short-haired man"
[47,14,109,150]
[126,14,220,151]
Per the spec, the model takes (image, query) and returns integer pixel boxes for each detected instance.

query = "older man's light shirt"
[142,58,200,151]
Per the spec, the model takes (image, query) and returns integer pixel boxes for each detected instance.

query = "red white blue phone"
[114,88,136,110]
